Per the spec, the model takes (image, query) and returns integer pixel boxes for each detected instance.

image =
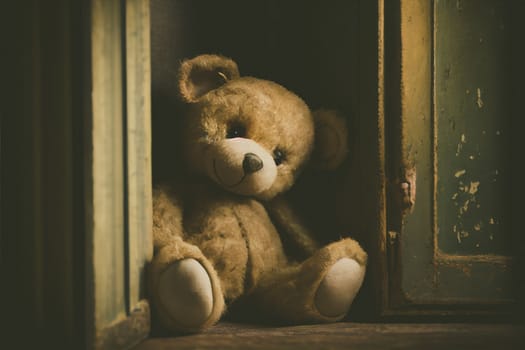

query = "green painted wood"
[435,0,511,256]
[390,0,517,311]
[393,0,437,307]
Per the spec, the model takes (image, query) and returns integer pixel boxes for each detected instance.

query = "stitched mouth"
[213,159,246,188]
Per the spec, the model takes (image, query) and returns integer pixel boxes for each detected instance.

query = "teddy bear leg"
[251,238,366,324]
[313,257,365,318]
[149,238,225,332]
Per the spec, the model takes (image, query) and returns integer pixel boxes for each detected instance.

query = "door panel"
[386,0,517,314]
[435,0,511,256]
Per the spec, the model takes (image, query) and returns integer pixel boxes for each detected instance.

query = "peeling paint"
[435,0,511,258]
[450,165,488,248]
[454,169,466,178]
[455,134,468,156]
[458,180,482,195]
[476,88,484,108]
[454,224,461,243]
[459,200,470,215]
[456,143,462,156]
[468,181,480,195]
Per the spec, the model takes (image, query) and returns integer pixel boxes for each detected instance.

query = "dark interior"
[150,0,367,248]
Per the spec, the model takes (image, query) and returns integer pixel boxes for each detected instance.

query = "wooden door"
[383,0,520,317]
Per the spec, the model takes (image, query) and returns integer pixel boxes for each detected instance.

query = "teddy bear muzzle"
[205,138,277,196]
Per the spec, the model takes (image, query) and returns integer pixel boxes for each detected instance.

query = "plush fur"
[149,54,367,333]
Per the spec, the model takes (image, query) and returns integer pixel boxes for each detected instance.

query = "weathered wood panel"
[90,0,126,336]
[87,1,153,348]
[435,0,511,256]
[396,0,435,305]
[125,0,153,310]
[385,0,516,313]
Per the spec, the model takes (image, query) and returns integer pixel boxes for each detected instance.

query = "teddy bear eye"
[226,122,246,139]
[273,149,286,166]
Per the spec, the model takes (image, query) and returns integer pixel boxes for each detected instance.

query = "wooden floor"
[133,322,524,350]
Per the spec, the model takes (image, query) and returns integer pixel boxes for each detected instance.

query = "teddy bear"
[149,54,367,333]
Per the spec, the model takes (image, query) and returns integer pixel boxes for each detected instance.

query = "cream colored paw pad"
[314,258,365,318]
[158,258,213,328]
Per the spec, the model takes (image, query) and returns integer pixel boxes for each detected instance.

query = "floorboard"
[133,322,524,349]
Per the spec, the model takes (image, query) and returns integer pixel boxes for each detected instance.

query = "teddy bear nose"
[242,153,264,174]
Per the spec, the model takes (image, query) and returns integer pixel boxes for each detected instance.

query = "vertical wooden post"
[90,0,126,331]
[87,0,152,348]
[125,0,153,312]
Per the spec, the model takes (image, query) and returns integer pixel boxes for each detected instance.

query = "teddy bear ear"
[310,109,349,171]
[178,54,240,102]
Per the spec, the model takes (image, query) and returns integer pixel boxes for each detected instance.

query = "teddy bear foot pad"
[158,258,214,329]
[314,258,366,318]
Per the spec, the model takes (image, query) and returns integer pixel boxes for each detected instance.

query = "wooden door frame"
[379,0,519,318]
[86,0,153,348]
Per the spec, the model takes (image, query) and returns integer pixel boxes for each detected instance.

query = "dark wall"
[150,0,361,184]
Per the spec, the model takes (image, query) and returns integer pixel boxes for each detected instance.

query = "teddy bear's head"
[177,54,348,200]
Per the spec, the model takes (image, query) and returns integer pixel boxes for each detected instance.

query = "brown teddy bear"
[149,54,367,333]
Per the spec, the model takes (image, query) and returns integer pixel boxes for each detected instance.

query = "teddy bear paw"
[158,258,214,328]
[314,258,365,318]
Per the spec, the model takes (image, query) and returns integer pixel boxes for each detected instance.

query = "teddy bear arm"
[265,196,320,258]
[152,186,185,252]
